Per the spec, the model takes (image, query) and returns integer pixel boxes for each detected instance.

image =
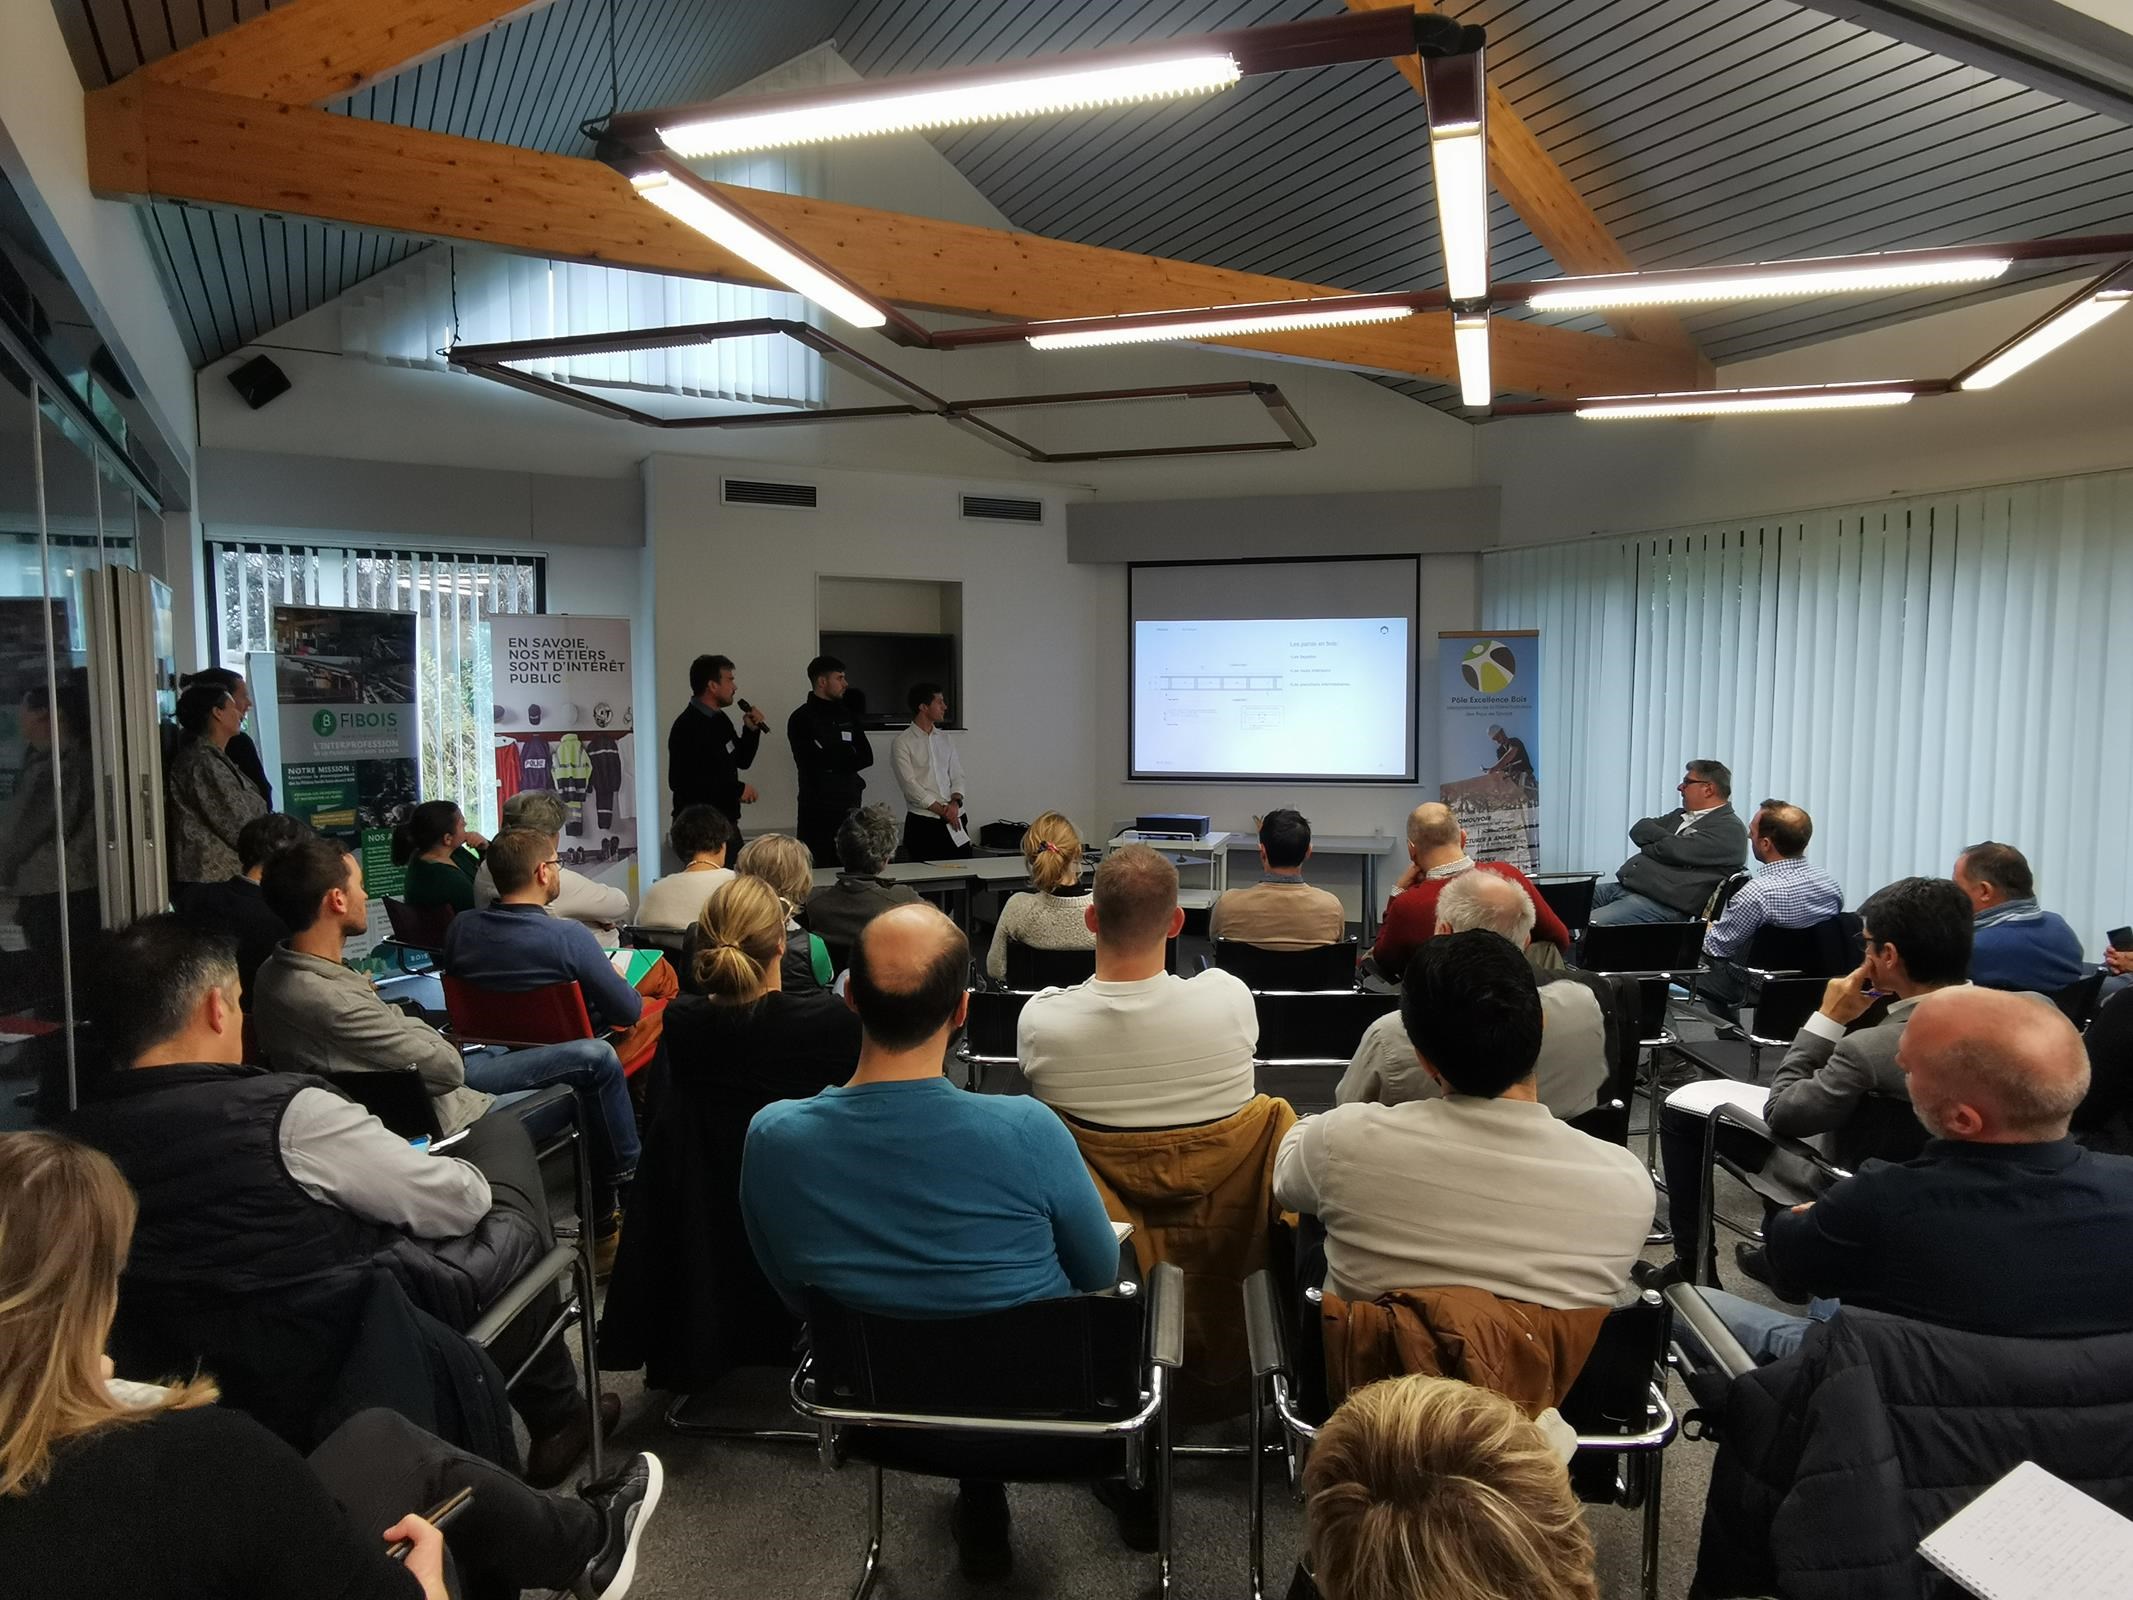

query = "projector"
[1135,812,1210,841]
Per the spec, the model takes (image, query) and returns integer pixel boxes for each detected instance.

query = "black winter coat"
[1696,1306,2133,1600]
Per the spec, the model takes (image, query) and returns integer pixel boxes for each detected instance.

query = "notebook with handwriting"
[1918,1461,2133,1600]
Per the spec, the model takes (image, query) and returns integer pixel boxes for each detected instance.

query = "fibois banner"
[1437,630,1541,872]
[491,616,637,903]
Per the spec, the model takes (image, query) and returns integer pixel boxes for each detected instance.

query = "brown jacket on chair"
[1322,1285,1608,1416]
[1067,1093,1298,1420]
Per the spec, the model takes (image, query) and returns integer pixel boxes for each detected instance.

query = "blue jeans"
[1684,1288,1840,1366]
[1590,883,1684,926]
[464,1038,638,1204]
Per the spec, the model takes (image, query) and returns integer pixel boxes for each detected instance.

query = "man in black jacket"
[786,654,874,866]
[1591,758,1749,925]
[666,652,764,849]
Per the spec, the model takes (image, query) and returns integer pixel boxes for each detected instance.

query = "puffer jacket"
[1697,1306,2133,1600]
[1067,1093,1297,1420]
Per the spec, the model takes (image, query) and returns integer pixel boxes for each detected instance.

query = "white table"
[810,854,1036,932]
[1105,832,1239,898]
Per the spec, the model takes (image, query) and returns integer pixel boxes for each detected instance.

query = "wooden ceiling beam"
[1344,0,1705,367]
[138,0,557,106]
[85,79,1710,399]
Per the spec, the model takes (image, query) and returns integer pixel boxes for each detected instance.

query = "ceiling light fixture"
[1453,311,1491,408]
[1022,299,1417,350]
[1573,383,1925,421]
[1422,46,1489,304]
[1955,261,2133,390]
[631,163,888,331]
[1524,253,2012,312]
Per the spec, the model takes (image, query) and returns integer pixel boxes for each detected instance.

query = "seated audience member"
[1208,808,1346,951]
[473,790,632,932]
[740,902,1119,1579]
[635,803,734,932]
[1698,800,1843,1020]
[1652,875,1972,1286]
[1018,843,1258,1129]
[1302,1375,1597,1600]
[1275,931,1654,1308]
[392,799,486,916]
[257,836,638,1266]
[1591,759,1749,926]
[0,1131,662,1600]
[1687,986,2133,1366]
[1372,802,1569,977]
[1955,839,2087,993]
[1339,871,1608,1121]
[600,876,861,1394]
[177,810,309,1007]
[985,810,1096,983]
[802,804,918,972]
[731,832,832,991]
[65,918,613,1484]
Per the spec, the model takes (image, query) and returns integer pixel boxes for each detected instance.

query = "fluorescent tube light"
[1527,256,2011,312]
[1025,302,1413,350]
[1576,385,1918,420]
[1958,292,2128,390]
[633,171,888,331]
[658,53,1242,158]
[1430,128,1489,303]
[1453,312,1490,408]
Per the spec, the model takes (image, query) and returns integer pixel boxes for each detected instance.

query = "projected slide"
[1133,617,1410,779]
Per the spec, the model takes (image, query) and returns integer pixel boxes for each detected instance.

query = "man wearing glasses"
[1590,759,1750,927]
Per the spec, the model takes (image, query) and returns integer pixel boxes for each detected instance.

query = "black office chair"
[324,1064,444,1141]
[792,1263,1184,1600]
[1532,873,1600,939]
[2075,985,2133,1154]
[380,895,452,969]
[2051,970,2107,1030]
[1576,920,1709,1208]
[1213,938,1359,992]
[957,988,1032,1091]
[1251,990,1401,1065]
[1004,942,1097,989]
[1243,1269,1677,1600]
[622,923,686,965]
[1564,970,1643,1147]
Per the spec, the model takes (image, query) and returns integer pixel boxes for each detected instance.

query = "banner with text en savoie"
[1438,631,1540,872]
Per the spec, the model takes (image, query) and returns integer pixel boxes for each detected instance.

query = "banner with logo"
[266,606,421,898]
[1438,630,1541,871]
[491,615,637,902]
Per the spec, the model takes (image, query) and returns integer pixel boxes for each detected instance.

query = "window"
[209,542,545,831]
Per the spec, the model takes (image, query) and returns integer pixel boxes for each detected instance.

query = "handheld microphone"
[736,698,755,715]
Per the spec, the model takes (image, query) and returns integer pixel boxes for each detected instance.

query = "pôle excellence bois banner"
[1437,630,1541,872]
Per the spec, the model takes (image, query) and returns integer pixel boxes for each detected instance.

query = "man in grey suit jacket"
[1648,876,1975,1285]
[1591,759,1750,925]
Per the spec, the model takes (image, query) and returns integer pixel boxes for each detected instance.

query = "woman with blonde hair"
[0,1132,661,1598]
[1300,1374,1597,1600]
[986,811,1097,982]
[730,831,834,991]
[601,875,860,1394]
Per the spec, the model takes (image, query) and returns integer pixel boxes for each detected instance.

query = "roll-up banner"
[490,616,638,904]
[254,606,422,898]
[1438,630,1541,872]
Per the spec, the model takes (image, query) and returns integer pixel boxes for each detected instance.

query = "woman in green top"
[392,799,489,914]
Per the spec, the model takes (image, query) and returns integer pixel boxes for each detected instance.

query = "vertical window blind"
[210,542,545,833]
[1482,468,2133,956]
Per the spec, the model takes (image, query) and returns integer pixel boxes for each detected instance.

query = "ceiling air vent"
[960,493,1044,525]
[722,477,818,509]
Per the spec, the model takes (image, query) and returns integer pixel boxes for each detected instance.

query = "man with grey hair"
[1341,870,1609,1118]
[1592,758,1749,926]
[1018,843,1257,1128]
[802,804,920,971]
[1685,985,2133,1364]
[472,790,632,931]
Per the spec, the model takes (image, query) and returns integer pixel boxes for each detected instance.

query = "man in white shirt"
[1339,869,1609,1121]
[472,789,632,932]
[1018,843,1258,1129]
[1276,930,1653,1307]
[889,681,970,861]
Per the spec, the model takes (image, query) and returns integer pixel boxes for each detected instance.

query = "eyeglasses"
[542,858,562,870]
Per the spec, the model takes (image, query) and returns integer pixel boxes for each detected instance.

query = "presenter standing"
[786,654,874,866]
[890,682,970,861]
[668,652,764,851]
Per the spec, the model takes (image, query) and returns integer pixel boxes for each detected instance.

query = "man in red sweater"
[1372,802,1569,977]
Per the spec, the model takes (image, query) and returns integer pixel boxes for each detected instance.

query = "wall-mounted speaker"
[226,354,290,410]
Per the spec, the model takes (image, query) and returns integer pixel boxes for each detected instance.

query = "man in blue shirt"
[741,901,1118,1579]
[1955,840,2087,994]
[1698,801,1844,1022]
[444,828,644,1034]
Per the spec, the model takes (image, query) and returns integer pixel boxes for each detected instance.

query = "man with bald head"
[740,901,1121,1577]
[1370,802,1569,977]
[1692,985,2133,1363]
[1698,800,1843,1023]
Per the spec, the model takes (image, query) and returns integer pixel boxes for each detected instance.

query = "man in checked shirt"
[1699,801,1844,1024]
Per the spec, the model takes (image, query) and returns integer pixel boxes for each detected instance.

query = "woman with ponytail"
[392,800,487,914]
[599,875,861,1394]
[985,811,1097,982]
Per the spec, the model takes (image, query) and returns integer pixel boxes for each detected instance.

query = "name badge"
[840,730,853,742]
[725,740,736,754]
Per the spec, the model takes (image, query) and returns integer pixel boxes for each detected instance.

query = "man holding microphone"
[667,653,766,851]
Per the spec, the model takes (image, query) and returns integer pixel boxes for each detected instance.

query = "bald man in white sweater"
[1276,930,1653,1307]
